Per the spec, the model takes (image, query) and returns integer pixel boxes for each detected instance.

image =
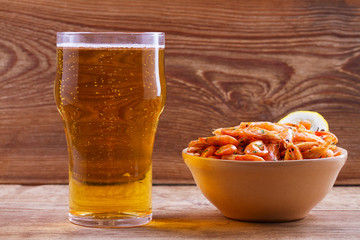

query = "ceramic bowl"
[183,148,347,222]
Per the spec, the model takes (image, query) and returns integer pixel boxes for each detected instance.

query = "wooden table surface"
[1,185,359,239]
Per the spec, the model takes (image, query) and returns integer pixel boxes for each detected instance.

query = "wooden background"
[0,0,359,185]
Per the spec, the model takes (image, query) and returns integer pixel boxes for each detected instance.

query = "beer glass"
[54,32,165,227]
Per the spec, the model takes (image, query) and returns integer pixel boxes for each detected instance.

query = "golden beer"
[55,32,165,227]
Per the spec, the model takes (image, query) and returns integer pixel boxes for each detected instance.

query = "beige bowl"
[183,148,347,222]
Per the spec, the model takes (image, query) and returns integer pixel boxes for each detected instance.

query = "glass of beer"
[54,32,165,227]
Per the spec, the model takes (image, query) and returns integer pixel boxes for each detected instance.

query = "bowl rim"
[182,147,347,164]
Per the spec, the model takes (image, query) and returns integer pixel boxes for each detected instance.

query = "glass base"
[69,213,152,228]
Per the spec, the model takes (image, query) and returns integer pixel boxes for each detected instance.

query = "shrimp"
[234,155,265,162]
[213,127,244,138]
[332,147,342,156]
[299,120,311,130]
[240,122,284,132]
[187,147,203,154]
[302,142,331,159]
[244,140,268,157]
[237,145,245,155]
[263,143,280,161]
[198,135,239,146]
[221,154,235,160]
[282,123,307,131]
[241,122,294,146]
[320,149,334,158]
[201,146,216,158]
[243,127,282,142]
[215,144,238,156]
[292,130,325,144]
[295,142,319,152]
[315,131,338,145]
[283,123,299,128]
[284,144,303,160]
[213,127,229,135]
[187,120,339,161]
[238,136,249,146]
[188,140,207,148]
[278,126,294,147]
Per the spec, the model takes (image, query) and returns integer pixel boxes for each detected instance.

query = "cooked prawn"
[187,119,340,161]
[221,154,235,160]
[295,142,319,151]
[302,142,331,159]
[320,149,334,158]
[315,131,338,145]
[332,147,342,156]
[243,127,282,142]
[284,144,303,160]
[234,155,265,162]
[188,140,206,148]
[213,127,244,138]
[198,135,239,146]
[240,122,284,132]
[237,146,245,155]
[244,140,268,157]
[187,146,203,154]
[299,120,311,130]
[263,143,280,161]
[292,131,325,143]
[201,146,216,158]
[215,144,238,156]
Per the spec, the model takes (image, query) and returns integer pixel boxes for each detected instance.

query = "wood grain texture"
[0,0,360,184]
[0,185,359,239]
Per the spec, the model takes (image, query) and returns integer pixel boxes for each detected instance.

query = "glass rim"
[57,32,165,36]
[57,32,165,48]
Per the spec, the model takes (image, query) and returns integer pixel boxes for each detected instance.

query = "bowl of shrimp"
[183,121,347,222]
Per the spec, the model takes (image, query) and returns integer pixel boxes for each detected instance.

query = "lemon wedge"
[278,111,329,131]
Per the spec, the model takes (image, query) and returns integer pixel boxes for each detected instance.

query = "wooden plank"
[0,185,359,239]
[0,0,360,184]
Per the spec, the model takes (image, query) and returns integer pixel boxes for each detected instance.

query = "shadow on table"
[144,211,317,238]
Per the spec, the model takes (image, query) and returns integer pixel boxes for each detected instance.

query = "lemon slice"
[278,111,329,131]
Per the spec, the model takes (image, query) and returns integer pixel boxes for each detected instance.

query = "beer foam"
[57,43,165,48]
